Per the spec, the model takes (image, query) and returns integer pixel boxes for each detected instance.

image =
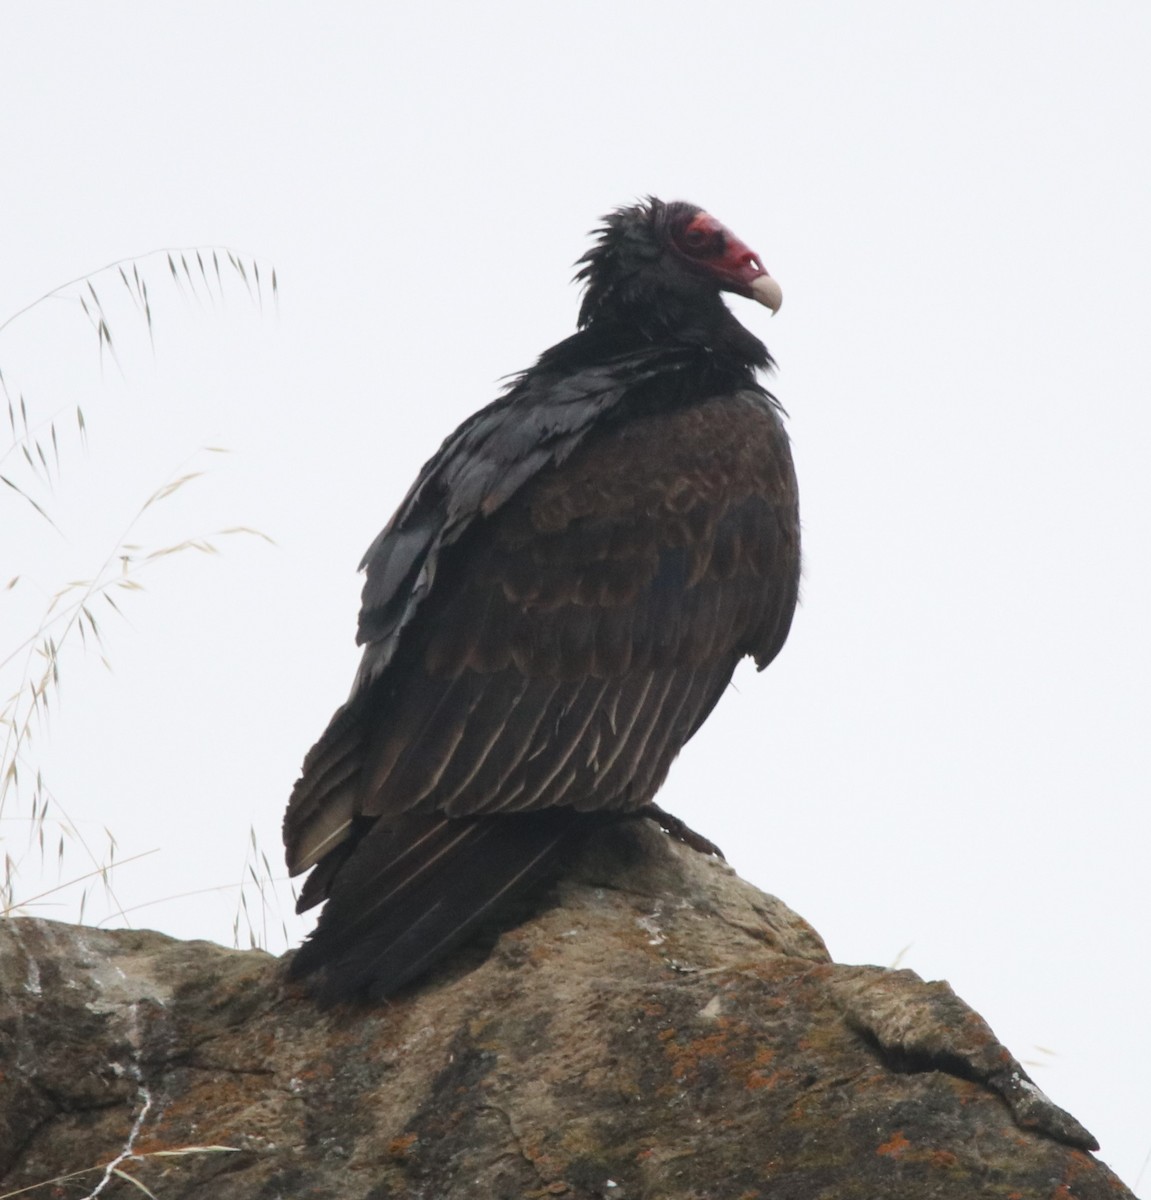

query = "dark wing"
[354,348,699,685]
[285,349,695,871]
[357,389,799,815]
[284,383,798,1001]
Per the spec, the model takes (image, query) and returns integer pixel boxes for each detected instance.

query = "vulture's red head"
[575,198,781,338]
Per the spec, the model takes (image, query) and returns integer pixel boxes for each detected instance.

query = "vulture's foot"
[633,803,727,860]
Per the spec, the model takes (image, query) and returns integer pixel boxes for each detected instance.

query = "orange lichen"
[662,1025,737,1082]
[387,1132,419,1160]
[745,1068,786,1092]
[131,1072,265,1155]
[876,1131,911,1157]
[745,1047,782,1090]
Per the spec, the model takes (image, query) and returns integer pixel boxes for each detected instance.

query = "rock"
[0,820,1134,1199]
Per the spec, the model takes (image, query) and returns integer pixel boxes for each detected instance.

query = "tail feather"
[289,808,596,1005]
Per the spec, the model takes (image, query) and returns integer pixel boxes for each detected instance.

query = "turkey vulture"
[284,198,799,1004]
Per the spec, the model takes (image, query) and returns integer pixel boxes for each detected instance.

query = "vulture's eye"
[673,220,724,260]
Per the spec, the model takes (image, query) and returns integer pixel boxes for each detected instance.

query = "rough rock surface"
[0,821,1134,1199]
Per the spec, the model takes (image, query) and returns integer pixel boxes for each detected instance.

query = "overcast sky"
[2,2,1148,1186]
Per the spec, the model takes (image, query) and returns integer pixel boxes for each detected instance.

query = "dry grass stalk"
[1,248,284,947]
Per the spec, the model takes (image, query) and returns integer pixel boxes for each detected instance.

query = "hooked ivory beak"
[750,273,783,314]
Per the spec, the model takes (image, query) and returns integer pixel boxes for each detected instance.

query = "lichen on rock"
[0,821,1133,1199]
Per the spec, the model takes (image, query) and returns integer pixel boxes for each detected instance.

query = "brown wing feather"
[284,391,797,872]
[284,391,798,998]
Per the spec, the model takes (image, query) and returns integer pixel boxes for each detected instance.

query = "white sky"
[2,2,1148,1186]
